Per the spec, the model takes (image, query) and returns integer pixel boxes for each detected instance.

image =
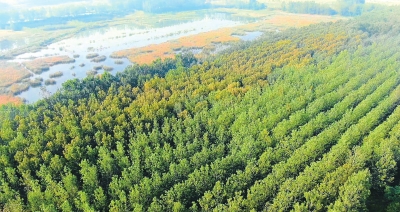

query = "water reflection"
[12,14,261,103]
[234,31,263,41]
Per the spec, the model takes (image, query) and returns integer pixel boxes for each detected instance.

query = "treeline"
[214,0,266,10]
[282,1,338,15]
[282,0,367,16]
[2,6,400,212]
[1,0,205,28]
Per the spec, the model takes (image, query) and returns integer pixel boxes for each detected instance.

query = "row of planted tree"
[2,6,400,212]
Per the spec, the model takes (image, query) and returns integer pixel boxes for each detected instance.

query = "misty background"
[0,0,390,30]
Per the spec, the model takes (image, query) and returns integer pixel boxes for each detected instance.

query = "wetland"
[0,8,343,104]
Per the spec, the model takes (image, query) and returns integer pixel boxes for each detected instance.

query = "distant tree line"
[226,0,266,10]
[0,0,266,29]
[282,0,366,16]
[338,0,365,16]
[0,0,206,28]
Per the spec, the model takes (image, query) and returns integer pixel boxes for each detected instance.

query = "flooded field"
[8,15,257,103]
[0,9,341,105]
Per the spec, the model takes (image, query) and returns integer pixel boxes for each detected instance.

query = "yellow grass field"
[0,62,32,87]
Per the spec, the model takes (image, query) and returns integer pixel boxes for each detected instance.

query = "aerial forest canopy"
[2,6,400,212]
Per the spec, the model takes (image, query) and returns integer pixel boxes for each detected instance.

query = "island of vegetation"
[23,56,75,74]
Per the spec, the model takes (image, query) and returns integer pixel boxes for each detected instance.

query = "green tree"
[329,170,371,211]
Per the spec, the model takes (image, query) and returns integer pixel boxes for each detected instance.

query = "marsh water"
[5,14,263,103]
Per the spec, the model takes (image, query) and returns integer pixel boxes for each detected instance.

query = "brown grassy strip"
[0,95,22,106]
[0,61,32,87]
[23,56,75,74]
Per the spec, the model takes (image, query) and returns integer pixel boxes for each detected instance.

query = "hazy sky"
[0,0,101,8]
[0,0,399,8]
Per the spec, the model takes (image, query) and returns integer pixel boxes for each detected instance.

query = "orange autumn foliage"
[0,95,22,105]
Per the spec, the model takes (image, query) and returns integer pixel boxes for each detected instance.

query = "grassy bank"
[112,11,344,65]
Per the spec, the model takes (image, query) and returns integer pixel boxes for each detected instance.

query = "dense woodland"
[282,0,367,16]
[2,6,400,212]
